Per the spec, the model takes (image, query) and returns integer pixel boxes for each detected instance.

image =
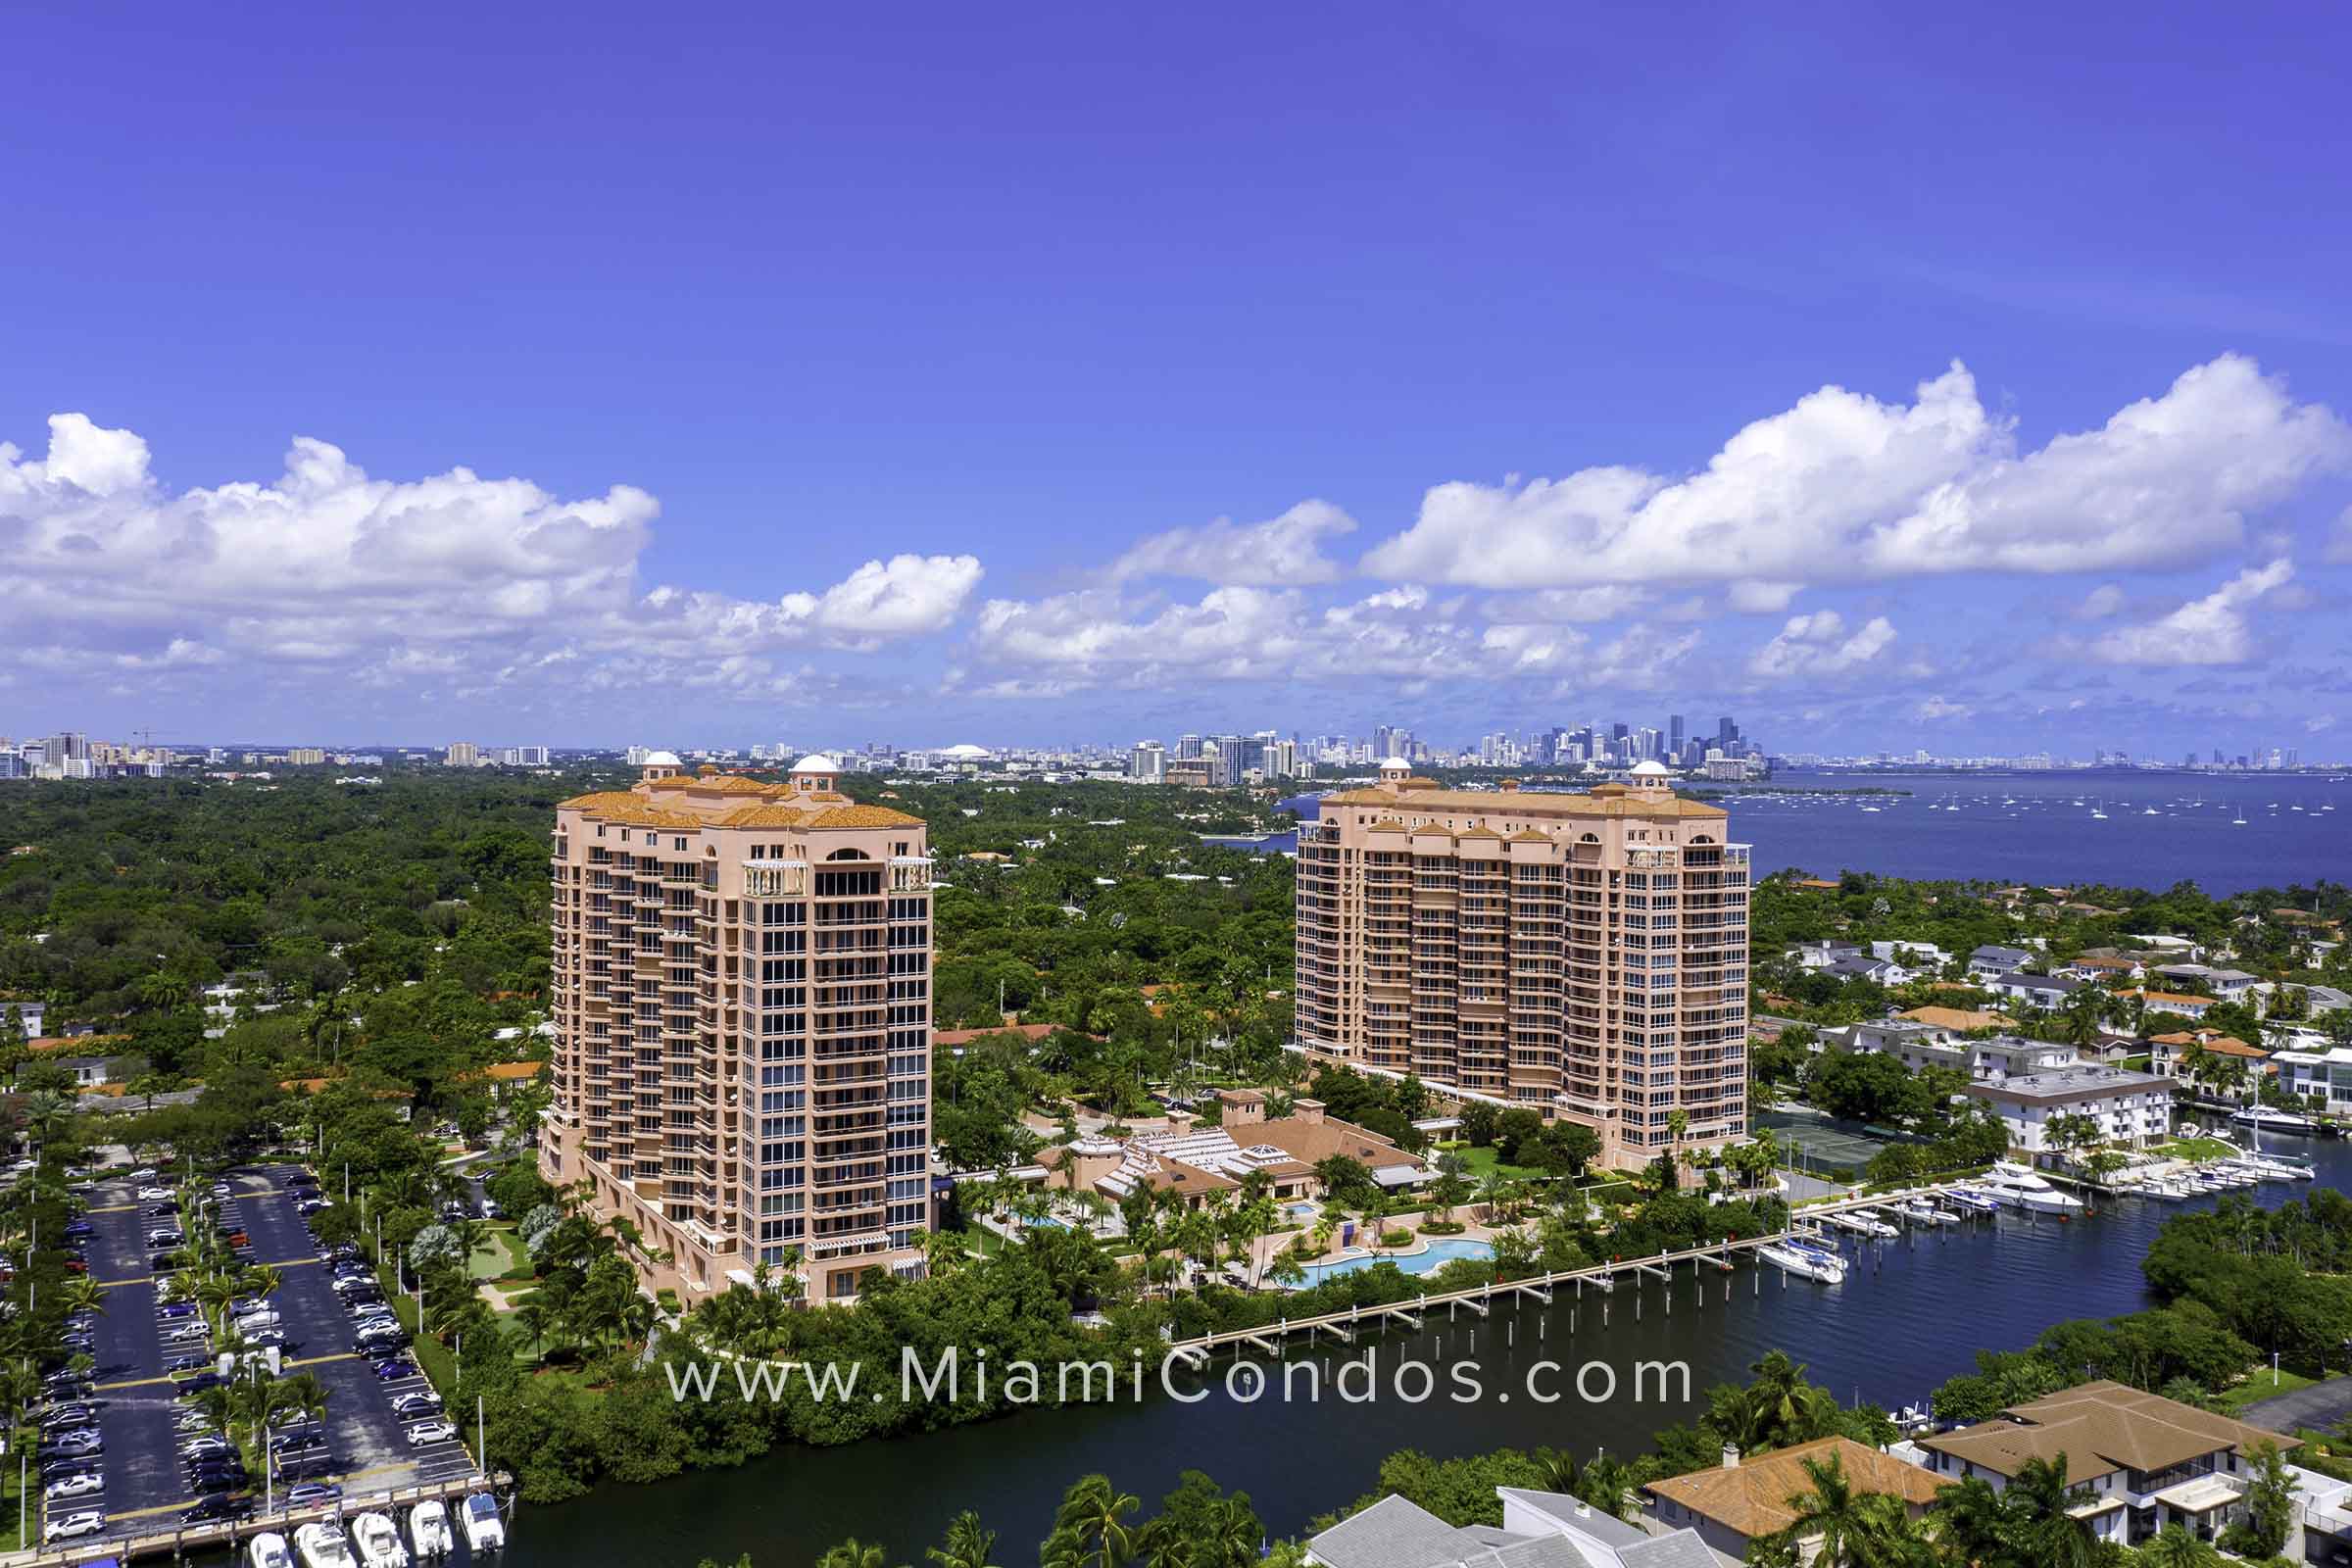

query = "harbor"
[3,1471,510,1568]
[482,1138,2352,1568]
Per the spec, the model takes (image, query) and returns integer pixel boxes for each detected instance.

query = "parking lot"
[51,1161,477,1543]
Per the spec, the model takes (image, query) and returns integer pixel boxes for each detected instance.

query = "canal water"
[491,1134,2352,1568]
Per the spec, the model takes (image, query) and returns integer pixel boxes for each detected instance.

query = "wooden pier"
[1162,1178,1994,1362]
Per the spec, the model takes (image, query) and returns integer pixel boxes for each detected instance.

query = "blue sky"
[5,4,2350,756]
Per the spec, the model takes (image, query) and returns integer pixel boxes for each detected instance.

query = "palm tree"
[284,1370,330,1427]
[925,1510,998,1568]
[512,1298,552,1361]
[816,1541,892,1568]
[240,1262,284,1303]
[1927,1475,2008,1567]
[57,1274,106,1319]
[2136,1524,2220,1567]
[1772,1453,1918,1568]
[1050,1474,1140,1568]
[2002,1454,2097,1568]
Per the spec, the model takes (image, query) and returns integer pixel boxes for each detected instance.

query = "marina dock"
[1164,1179,2000,1362]
[2,1469,510,1568]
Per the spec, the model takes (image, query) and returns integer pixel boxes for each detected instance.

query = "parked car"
[181,1494,253,1524]
[176,1371,228,1393]
[138,1186,172,1200]
[45,1508,106,1541]
[390,1393,443,1417]
[43,1470,103,1499]
[405,1419,458,1446]
[372,1358,419,1382]
[158,1302,202,1321]
[285,1484,341,1508]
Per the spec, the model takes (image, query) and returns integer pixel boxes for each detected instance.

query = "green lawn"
[466,1226,528,1280]
[2154,1136,2238,1161]
[1439,1144,1545,1183]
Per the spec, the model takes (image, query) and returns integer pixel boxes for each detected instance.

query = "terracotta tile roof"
[1321,786,1725,820]
[555,791,706,828]
[1897,1006,2012,1030]
[1152,1161,1238,1196]
[716,805,814,828]
[2140,991,2214,1007]
[932,1022,1099,1049]
[647,773,783,796]
[808,805,925,829]
[1644,1437,1942,1540]
[1247,1114,1422,1172]
[2152,1031,2264,1056]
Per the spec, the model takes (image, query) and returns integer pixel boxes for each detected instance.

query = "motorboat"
[459,1493,507,1554]
[1941,1189,1999,1214]
[2232,1106,2316,1134]
[1894,1198,1951,1225]
[408,1500,454,1558]
[1977,1161,2083,1214]
[1758,1242,1847,1283]
[296,1522,360,1568]
[350,1511,410,1568]
[1828,1210,1898,1239]
[250,1534,296,1568]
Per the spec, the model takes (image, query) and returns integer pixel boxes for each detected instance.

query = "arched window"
[823,848,871,861]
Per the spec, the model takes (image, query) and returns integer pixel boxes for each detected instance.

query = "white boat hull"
[1759,1244,1847,1283]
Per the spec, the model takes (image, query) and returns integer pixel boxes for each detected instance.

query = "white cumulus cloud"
[2087,560,2295,667]
[0,413,984,700]
[1747,611,1898,681]
[1361,356,2347,591]
[1107,499,1355,586]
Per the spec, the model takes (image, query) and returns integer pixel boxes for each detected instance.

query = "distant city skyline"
[6,10,2349,753]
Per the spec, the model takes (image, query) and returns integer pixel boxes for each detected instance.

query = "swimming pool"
[1297,1237,1493,1282]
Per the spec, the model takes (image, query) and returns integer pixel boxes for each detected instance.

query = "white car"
[44,1472,103,1499]
[138,1186,173,1200]
[403,1419,457,1446]
[46,1508,106,1541]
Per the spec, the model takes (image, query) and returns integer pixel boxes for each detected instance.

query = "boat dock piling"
[1162,1179,1993,1364]
[0,1470,509,1568]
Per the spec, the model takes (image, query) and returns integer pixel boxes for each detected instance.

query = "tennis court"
[1757,1112,1889,1175]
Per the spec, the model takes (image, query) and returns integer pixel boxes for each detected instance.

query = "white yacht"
[295,1522,360,1568]
[408,1499,454,1558]
[1758,1242,1847,1283]
[1894,1198,1953,1225]
[1978,1161,2083,1214]
[459,1493,507,1554]
[2232,1106,2316,1134]
[250,1534,296,1568]
[350,1511,410,1568]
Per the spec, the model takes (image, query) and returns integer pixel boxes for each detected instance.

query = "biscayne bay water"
[1225,770,2350,897]
[470,1134,2352,1568]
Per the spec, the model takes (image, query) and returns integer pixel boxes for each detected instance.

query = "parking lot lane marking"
[257,1256,321,1269]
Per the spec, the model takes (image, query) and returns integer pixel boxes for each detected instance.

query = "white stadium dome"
[938,743,991,760]
[791,754,841,772]
[1629,760,1672,778]
[641,750,681,766]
